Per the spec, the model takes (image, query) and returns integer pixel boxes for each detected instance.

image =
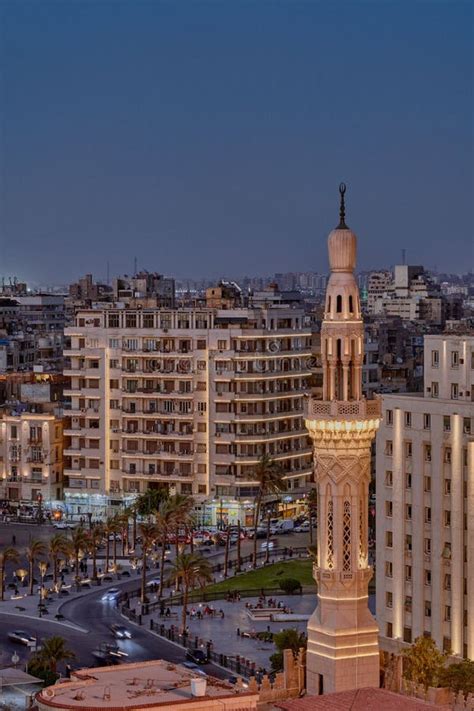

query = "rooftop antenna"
[401,249,406,265]
[337,182,348,229]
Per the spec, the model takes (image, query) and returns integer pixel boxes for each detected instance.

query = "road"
[0,574,229,680]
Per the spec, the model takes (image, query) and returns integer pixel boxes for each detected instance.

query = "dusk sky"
[0,1,472,285]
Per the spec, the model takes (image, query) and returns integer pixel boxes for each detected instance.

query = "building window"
[463,418,471,434]
[425,601,432,617]
[444,447,452,464]
[405,595,412,612]
[424,538,431,555]
[424,569,431,586]
[424,476,431,492]
[386,591,393,608]
[443,638,451,653]
[217,340,227,350]
[385,561,393,578]
[385,470,393,486]
[386,622,393,639]
[424,445,432,462]
[336,295,342,313]
[445,606,451,622]
[423,413,431,430]
[385,440,393,456]
[405,472,412,489]
[431,382,439,398]
[405,441,412,458]
[451,351,459,368]
[443,542,451,559]
[386,531,393,547]
[451,383,459,399]
[424,507,431,524]
[444,574,451,591]
[404,628,412,644]
[405,565,412,581]
[444,510,451,527]
[444,479,451,494]
[443,416,451,432]
[405,534,412,552]
[386,409,393,426]
[385,501,393,518]
[405,504,412,520]
[404,411,412,428]
[432,350,439,367]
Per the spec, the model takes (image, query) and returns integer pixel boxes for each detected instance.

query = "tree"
[169,494,194,586]
[169,553,212,633]
[402,636,448,692]
[70,526,89,580]
[135,487,168,519]
[48,534,70,586]
[155,499,174,599]
[251,455,285,568]
[438,660,474,696]
[25,540,47,595]
[0,547,19,601]
[307,488,317,544]
[104,516,119,572]
[87,524,104,580]
[139,522,159,605]
[30,635,75,678]
[270,628,307,672]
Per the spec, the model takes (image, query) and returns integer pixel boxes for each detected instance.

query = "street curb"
[0,610,88,633]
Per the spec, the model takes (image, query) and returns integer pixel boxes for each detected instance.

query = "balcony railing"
[304,398,381,420]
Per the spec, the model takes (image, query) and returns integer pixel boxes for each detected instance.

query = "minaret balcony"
[304,397,381,422]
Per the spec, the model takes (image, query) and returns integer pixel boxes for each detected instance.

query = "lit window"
[386,409,393,426]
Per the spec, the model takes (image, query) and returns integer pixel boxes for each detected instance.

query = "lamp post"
[38,561,48,618]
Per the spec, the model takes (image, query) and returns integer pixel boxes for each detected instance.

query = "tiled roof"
[275,688,443,710]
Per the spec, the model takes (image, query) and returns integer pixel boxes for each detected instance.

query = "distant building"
[376,333,474,659]
[113,271,175,307]
[68,274,112,304]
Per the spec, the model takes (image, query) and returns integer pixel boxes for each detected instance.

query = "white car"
[294,523,310,532]
[260,540,275,551]
[101,588,120,602]
[8,630,37,646]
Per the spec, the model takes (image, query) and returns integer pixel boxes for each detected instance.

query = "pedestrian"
[236,627,240,636]
[11,534,16,545]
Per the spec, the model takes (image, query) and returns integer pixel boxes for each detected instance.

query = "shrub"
[279,577,301,594]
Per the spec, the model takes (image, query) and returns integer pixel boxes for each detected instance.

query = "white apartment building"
[367,271,392,314]
[376,334,474,659]
[63,306,314,517]
[0,407,64,506]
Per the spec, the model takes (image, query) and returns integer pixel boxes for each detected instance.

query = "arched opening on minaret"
[348,295,353,313]
[336,295,342,313]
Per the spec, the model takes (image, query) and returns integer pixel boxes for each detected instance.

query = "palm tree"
[87,524,104,580]
[251,455,285,568]
[34,636,75,676]
[138,522,158,605]
[155,499,174,599]
[0,547,19,601]
[48,534,70,586]
[169,494,194,585]
[169,553,212,633]
[70,526,89,580]
[26,540,47,595]
[104,516,118,572]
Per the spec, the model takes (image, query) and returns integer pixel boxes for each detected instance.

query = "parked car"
[247,527,267,539]
[8,630,36,646]
[260,540,276,551]
[294,522,310,533]
[186,649,208,665]
[110,624,132,640]
[270,520,294,535]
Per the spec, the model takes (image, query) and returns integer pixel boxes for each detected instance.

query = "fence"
[148,619,258,679]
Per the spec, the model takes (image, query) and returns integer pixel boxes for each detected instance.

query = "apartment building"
[63,306,314,516]
[0,406,64,506]
[376,333,474,660]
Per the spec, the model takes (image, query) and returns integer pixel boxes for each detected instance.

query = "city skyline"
[1,2,472,283]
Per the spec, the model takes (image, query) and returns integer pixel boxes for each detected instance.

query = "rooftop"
[275,687,443,710]
[36,660,256,710]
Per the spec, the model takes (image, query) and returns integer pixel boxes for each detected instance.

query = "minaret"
[305,184,381,695]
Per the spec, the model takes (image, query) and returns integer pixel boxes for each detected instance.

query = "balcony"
[304,398,382,421]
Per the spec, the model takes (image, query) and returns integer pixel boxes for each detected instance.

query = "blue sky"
[0,1,472,283]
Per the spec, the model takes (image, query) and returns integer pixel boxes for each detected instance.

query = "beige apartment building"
[63,306,314,517]
[376,333,474,659]
[0,407,64,506]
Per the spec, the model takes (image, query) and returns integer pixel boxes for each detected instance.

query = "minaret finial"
[337,182,347,229]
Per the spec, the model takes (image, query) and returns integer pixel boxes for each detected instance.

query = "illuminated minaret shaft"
[305,185,381,695]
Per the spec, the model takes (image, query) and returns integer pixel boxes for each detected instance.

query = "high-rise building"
[63,306,314,517]
[376,333,474,659]
[304,185,381,694]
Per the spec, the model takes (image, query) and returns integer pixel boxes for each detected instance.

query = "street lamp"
[38,561,48,618]
[11,652,19,668]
